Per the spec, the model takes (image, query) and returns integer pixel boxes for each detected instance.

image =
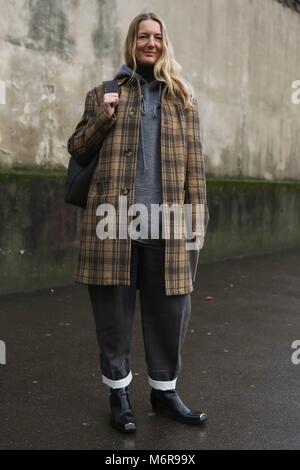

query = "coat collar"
[115,76,168,101]
[116,76,129,86]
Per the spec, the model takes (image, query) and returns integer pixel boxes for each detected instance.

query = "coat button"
[125,149,132,157]
[122,187,129,195]
[129,110,136,116]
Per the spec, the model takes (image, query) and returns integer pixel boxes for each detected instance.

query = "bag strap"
[102,79,121,96]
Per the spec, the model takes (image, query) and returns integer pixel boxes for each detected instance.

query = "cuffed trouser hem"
[148,375,177,390]
[102,370,133,389]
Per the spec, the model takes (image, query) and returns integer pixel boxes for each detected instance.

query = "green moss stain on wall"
[0,171,81,294]
[202,178,300,262]
[0,172,299,294]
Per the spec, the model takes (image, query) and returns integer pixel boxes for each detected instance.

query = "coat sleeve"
[184,97,209,244]
[67,86,117,166]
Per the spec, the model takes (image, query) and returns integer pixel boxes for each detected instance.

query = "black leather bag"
[64,80,121,209]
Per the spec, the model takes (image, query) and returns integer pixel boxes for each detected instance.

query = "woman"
[67,12,209,434]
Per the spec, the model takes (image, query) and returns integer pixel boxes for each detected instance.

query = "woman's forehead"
[138,19,162,34]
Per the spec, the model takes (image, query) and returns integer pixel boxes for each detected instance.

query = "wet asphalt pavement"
[0,249,299,450]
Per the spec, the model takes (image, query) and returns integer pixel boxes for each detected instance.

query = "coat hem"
[73,277,131,287]
[165,284,194,296]
[73,277,194,296]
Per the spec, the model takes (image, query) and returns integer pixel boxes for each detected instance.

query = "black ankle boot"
[109,387,136,433]
[150,388,207,425]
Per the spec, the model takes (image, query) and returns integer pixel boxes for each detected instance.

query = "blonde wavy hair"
[124,12,196,111]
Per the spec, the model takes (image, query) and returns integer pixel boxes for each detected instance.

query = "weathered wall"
[0,0,299,295]
[0,0,299,179]
[0,0,121,169]
[0,171,81,294]
[1,172,299,296]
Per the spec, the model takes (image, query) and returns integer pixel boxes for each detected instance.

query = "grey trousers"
[87,240,191,390]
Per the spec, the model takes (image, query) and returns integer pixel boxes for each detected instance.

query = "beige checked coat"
[67,74,209,295]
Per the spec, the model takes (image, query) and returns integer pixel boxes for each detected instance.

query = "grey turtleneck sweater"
[114,63,165,245]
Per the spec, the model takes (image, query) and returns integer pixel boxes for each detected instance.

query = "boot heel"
[151,401,167,415]
[151,402,160,413]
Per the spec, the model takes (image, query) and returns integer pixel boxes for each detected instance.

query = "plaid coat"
[67,75,209,295]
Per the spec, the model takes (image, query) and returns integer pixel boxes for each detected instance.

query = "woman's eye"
[138,36,162,40]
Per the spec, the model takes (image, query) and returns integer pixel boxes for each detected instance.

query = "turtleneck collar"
[135,62,155,83]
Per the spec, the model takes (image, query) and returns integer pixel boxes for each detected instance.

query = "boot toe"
[110,416,137,433]
[124,422,137,432]
[151,388,207,425]
[110,387,137,433]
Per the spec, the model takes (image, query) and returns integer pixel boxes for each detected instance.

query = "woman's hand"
[103,92,119,117]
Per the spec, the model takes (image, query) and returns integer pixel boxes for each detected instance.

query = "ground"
[0,248,299,450]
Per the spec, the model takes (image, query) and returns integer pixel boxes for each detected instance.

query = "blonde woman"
[67,12,209,434]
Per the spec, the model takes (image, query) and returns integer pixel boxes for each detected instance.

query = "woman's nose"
[146,36,156,47]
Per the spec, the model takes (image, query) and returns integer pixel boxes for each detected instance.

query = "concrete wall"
[0,171,81,294]
[1,172,300,296]
[0,0,299,179]
[0,0,299,295]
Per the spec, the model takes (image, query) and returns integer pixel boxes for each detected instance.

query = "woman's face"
[135,19,163,66]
